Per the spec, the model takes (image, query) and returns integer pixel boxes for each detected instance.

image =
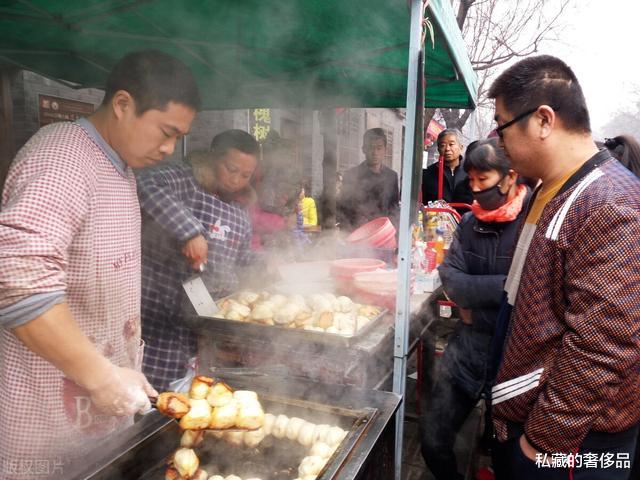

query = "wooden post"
[0,69,16,195]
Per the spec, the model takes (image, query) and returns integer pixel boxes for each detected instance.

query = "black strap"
[556,148,612,197]
[519,149,611,219]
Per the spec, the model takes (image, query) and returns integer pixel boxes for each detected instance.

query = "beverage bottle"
[425,212,438,242]
[434,227,445,265]
[412,241,426,270]
[425,241,437,272]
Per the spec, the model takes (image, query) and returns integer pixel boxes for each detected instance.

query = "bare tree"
[600,101,640,141]
[434,0,571,135]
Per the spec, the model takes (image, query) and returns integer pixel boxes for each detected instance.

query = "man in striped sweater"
[489,55,640,479]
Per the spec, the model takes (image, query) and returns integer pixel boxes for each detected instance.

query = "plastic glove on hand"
[88,365,158,417]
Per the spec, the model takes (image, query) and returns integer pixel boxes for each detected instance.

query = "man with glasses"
[488,55,640,479]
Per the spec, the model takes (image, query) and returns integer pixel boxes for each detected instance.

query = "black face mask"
[473,175,508,211]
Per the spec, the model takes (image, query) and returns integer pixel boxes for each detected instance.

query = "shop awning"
[0,0,477,110]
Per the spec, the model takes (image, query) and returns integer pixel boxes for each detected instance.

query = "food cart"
[0,1,477,478]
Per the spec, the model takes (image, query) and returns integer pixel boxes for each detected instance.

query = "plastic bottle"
[434,227,445,265]
[424,241,437,272]
[425,212,438,242]
[412,241,426,270]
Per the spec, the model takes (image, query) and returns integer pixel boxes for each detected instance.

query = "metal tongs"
[209,364,291,377]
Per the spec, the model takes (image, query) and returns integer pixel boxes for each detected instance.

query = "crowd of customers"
[420,55,640,480]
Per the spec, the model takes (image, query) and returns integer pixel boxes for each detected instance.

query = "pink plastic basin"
[329,258,386,278]
[346,217,397,249]
[330,258,386,296]
[352,269,414,311]
[352,269,399,294]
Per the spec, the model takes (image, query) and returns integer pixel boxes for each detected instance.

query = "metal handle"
[209,364,290,377]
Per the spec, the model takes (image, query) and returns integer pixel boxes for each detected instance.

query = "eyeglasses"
[495,106,540,139]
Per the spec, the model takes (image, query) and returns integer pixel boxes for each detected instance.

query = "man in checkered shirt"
[138,130,259,391]
[0,50,199,478]
[489,56,640,479]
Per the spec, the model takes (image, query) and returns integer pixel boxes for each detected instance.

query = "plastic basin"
[352,269,399,294]
[346,217,397,249]
[329,258,386,277]
[330,258,386,296]
[352,269,414,311]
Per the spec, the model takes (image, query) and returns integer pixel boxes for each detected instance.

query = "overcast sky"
[538,0,639,135]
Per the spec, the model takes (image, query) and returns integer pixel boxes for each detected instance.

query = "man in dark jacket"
[337,128,399,231]
[422,129,473,207]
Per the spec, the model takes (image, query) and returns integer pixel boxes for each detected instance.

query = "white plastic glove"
[87,364,158,417]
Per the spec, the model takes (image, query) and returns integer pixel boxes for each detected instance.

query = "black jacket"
[437,190,530,398]
[337,162,399,231]
[421,158,473,206]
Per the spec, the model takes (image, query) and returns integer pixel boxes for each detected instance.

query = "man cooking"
[138,130,260,392]
[0,50,200,478]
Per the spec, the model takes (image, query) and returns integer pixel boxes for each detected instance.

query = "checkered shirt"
[137,164,252,391]
[0,122,141,476]
[493,158,640,453]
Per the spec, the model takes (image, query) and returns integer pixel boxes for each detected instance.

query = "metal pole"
[393,0,424,478]
[320,109,338,230]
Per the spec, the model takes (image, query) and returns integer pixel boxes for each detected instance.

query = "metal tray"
[66,382,385,480]
[185,301,388,348]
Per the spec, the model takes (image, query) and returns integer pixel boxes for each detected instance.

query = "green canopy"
[0,0,476,110]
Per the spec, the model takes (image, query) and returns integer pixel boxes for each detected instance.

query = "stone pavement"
[400,381,484,480]
[400,332,488,480]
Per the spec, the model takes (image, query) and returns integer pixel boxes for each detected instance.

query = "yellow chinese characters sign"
[250,108,271,142]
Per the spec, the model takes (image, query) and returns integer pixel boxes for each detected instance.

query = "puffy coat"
[437,192,529,398]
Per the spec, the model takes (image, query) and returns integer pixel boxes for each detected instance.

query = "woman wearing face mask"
[420,138,530,480]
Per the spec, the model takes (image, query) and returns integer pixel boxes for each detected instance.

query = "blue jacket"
[437,192,529,398]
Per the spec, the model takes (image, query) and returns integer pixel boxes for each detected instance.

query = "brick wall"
[14,70,104,151]
[4,70,408,199]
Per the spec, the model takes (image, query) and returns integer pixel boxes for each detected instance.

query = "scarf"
[471,184,528,223]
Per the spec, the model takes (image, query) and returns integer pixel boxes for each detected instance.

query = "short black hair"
[210,129,260,159]
[488,55,590,134]
[463,138,510,176]
[103,50,201,114]
[363,128,387,146]
[437,128,462,145]
[605,135,640,177]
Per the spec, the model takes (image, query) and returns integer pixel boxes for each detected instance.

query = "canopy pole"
[393,0,425,478]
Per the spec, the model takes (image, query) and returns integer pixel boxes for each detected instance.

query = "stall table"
[194,290,440,391]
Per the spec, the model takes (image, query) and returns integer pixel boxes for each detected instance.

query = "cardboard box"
[414,269,441,293]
